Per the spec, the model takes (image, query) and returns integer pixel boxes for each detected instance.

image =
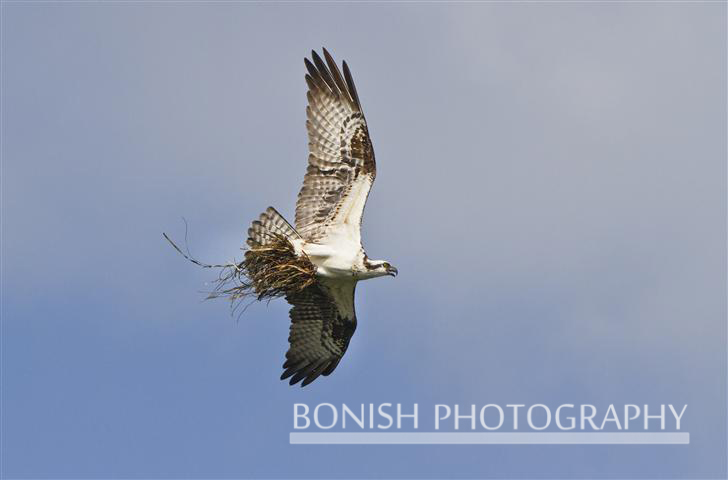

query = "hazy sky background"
[2,3,726,479]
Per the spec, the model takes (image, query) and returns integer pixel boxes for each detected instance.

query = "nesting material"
[235,233,317,301]
[163,232,317,305]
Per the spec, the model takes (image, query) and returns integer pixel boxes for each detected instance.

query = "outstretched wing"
[281,280,357,387]
[295,48,376,243]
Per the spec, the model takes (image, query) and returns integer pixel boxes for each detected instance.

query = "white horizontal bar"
[290,432,689,445]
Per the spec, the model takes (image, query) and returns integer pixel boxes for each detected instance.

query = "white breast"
[299,175,372,279]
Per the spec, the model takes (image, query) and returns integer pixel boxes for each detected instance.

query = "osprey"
[244,49,397,387]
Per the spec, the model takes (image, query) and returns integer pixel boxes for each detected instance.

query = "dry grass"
[163,231,316,309]
[238,234,317,300]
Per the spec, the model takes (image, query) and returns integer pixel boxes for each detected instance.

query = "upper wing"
[281,280,357,387]
[295,49,376,242]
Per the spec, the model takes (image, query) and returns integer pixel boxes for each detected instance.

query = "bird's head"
[364,259,398,278]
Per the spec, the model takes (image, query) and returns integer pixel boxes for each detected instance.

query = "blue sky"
[2,3,726,478]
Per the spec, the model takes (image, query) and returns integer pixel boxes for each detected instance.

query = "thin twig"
[163,225,316,315]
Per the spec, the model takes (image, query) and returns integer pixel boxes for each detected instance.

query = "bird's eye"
[382,262,390,269]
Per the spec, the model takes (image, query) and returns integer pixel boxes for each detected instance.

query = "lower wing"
[281,280,357,387]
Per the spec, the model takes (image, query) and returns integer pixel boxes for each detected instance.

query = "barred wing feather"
[295,49,376,243]
[281,281,357,386]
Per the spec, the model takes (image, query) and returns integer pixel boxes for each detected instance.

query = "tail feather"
[247,207,300,248]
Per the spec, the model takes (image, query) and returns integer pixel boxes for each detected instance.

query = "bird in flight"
[237,48,397,387]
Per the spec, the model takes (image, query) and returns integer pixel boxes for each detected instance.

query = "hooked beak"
[387,266,398,277]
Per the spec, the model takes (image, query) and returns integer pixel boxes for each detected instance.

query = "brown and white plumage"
[280,280,357,386]
[245,49,396,387]
[296,49,376,243]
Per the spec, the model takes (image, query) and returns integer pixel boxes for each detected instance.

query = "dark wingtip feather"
[321,47,334,70]
[304,74,319,92]
[311,50,324,69]
[322,358,341,376]
[321,49,354,107]
[342,61,361,110]
[311,50,341,96]
[322,48,337,70]
[304,58,318,78]
[301,363,328,386]
[290,372,306,385]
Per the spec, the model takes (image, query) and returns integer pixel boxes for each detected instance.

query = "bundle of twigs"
[239,233,317,300]
[163,231,317,307]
